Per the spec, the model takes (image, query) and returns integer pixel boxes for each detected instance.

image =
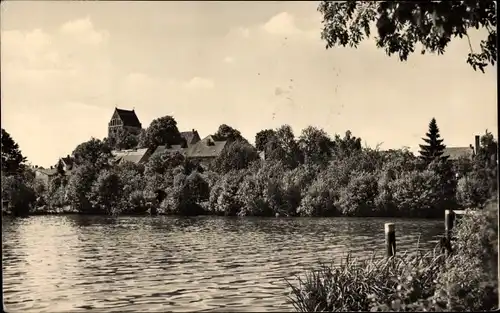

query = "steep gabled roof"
[186,135,227,158]
[61,155,74,167]
[36,168,73,177]
[151,144,187,158]
[112,148,150,164]
[36,168,58,176]
[180,130,201,146]
[442,147,474,160]
[115,108,142,128]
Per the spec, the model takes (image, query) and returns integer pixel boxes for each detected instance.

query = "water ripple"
[3,215,443,312]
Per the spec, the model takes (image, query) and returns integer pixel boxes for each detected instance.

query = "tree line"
[1,116,497,217]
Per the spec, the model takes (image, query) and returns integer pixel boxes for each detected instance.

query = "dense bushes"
[336,170,378,216]
[287,201,498,312]
[288,251,447,312]
[160,171,209,215]
[9,126,497,218]
[66,163,99,213]
[437,202,498,311]
[209,169,247,216]
[1,172,37,216]
[211,140,260,174]
[43,140,497,217]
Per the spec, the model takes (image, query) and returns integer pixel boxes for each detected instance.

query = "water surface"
[3,215,444,312]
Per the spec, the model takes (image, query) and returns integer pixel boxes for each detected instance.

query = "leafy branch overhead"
[318,1,497,72]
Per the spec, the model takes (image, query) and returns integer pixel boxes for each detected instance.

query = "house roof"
[151,144,187,157]
[36,168,58,176]
[112,148,150,164]
[115,108,142,128]
[150,136,227,159]
[180,130,200,146]
[36,168,73,177]
[442,147,474,160]
[186,135,227,158]
[61,156,74,166]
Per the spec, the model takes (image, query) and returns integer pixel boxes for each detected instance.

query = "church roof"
[115,108,142,128]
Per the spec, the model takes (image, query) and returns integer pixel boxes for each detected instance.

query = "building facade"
[34,167,59,186]
[108,108,142,138]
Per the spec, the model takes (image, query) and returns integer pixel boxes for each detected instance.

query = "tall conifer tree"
[1,128,27,175]
[419,118,448,163]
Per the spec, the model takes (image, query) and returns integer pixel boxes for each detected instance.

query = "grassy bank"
[286,201,498,311]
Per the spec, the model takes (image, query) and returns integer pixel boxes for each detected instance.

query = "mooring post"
[385,223,396,258]
[444,210,455,241]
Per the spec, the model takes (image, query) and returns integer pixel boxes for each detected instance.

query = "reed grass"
[287,201,498,312]
[286,243,446,312]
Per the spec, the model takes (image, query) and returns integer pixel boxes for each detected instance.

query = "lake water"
[3,215,444,312]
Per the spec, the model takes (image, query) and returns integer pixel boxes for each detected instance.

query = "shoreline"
[3,209,447,220]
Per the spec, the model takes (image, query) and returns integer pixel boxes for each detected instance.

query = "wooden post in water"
[385,223,396,258]
[444,210,456,241]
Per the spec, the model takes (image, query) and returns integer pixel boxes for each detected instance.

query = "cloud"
[1,99,111,167]
[117,73,218,126]
[183,76,215,90]
[235,27,250,38]
[59,17,109,45]
[223,56,235,64]
[1,17,113,114]
[123,73,214,94]
[227,26,251,39]
[261,12,301,36]
[1,29,53,65]
[260,11,320,40]
[274,87,288,96]
[118,72,174,111]
[125,72,160,86]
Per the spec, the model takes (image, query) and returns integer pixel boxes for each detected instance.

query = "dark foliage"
[213,124,245,142]
[318,1,496,72]
[255,129,276,151]
[141,116,183,150]
[107,127,140,150]
[1,128,27,175]
[212,140,260,174]
[10,119,497,220]
[419,118,448,164]
[72,138,113,169]
[288,201,498,312]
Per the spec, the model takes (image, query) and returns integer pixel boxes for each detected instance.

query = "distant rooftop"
[180,130,200,146]
[151,144,187,157]
[151,136,227,159]
[112,148,150,164]
[36,167,72,176]
[115,108,142,128]
[442,146,474,160]
[186,135,227,158]
[60,155,74,166]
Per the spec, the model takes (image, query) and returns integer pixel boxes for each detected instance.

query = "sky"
[1,1,497,167]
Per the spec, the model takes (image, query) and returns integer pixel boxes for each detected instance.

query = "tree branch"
[465,33,474,54]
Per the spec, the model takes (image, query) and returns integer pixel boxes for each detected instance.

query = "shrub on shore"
[287,250,447,312]
[1,173,37,216]
[3,124,497,218]
[287,200,498,312]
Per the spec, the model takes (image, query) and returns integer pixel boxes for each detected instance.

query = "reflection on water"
[3,215,443,312]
